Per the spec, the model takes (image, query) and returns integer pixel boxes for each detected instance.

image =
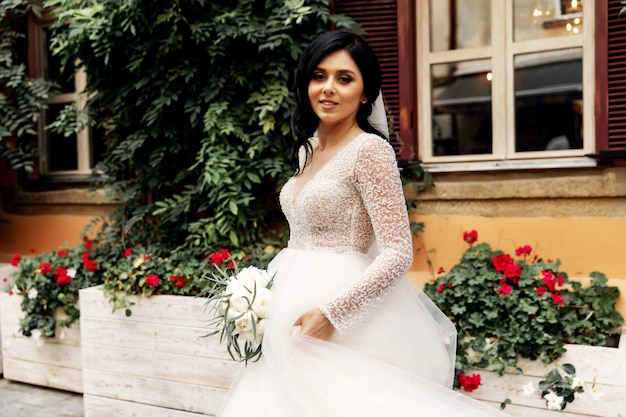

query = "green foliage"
[424,232,624,378]
[0,0,59,172]
[537,363,584,411]
[45,0,356,259]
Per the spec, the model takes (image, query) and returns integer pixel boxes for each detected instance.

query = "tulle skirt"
[217,248,511,416]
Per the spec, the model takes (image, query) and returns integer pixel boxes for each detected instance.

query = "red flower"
[458,372,481,392]
[143,254,150,261]
[39,262,52,275]
[2,277,7,283]
[169,275,188,288]
[437,284,445,293]
[84,259,98,272]
[82,251,91,262]
[122,248,133,258]
[11,253,21,266]
[209,248,231,265]
[551,293,565,305]
[57,250,68,257]
[463,230,478,244]
[437,267,446,275]
[145,274,161,287]
[492,254,514,272]
[536,286,546,296]
[29,248,36,253]
[542,270,556,292]
[498,282,512,296]
[83,236,93,249]
[503,263,522,282]
[556,272,565,287]
[56,268,71,286]
[515,245,532,256]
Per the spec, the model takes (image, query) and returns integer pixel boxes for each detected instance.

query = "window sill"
[420,157,597,173]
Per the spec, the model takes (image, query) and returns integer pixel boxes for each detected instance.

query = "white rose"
[254,318,267,341]
[216,297,230,316]
[236,317,266,344]
[225,278,245,296]
[27,288,38,299]
[229,290,253,315]
[251,287,273,319]
[233,311,257,335]
[236,266,272,289]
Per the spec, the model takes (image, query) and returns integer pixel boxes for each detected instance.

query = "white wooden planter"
[79,286,239,417]
[465,329,626,417]
[0,263,16,374]
[0,291,82,392]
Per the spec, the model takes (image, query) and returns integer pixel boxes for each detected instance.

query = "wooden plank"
[79,316,230,359]
[84,394,212,417]
[2,356,82,392]
[79,286,210,327]
[81,342,238,388]
[83,368,230,415]
[0,292,82,392]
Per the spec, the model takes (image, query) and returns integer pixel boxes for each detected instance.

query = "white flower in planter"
[27,288,38,299]
[522,382,536,397]
[544,391,564,410]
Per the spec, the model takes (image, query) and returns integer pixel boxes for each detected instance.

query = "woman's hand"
[293,308,335,341]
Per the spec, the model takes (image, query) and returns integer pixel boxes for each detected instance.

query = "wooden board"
[0,263,17,374]
[0,292,82,392]
[79,286,239,417]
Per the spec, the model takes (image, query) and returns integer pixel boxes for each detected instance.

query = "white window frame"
[416,0,596,172]
[34,15,92,177]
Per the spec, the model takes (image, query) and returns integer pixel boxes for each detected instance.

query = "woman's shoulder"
[353,132,396,157]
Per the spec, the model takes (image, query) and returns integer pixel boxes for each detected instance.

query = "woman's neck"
[316,122,363,152]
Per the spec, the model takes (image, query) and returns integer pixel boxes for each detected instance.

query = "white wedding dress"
[217,133,510,416]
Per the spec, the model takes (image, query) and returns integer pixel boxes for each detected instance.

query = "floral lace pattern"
[280,133,413,337]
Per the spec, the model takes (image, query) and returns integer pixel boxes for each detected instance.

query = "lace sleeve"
[319,137,413,337]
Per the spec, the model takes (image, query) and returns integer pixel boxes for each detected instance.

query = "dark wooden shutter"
[332,0,416,160]
[595,0,626,160]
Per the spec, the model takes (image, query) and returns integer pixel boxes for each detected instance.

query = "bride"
[217,29,511,416]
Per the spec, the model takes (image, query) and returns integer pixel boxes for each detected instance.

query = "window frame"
[30,11,92,178]
[416,0,596,172]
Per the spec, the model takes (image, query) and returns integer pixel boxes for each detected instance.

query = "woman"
[217,29,510,417]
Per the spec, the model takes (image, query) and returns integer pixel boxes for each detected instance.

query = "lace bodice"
[280,133,413,337]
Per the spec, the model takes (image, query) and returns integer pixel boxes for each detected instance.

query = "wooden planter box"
[0,263,16,375]
[79,286,239,417]
[465,330,626,417]
[0,292,82,392]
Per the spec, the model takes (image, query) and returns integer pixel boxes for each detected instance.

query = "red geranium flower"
[169,275,188,288]
[145,274,161,287]
[39,262,52,275]
[83,236,93,249]
[492,253,514,272]
[58,250,68,257]
[437,284,445,293]
[84,259,98,272]
[463,230,478,245]
[498,282,512,296]
[56,273,71,286]
[122,248,133,258]
[503,263,522,282]
[542,270,556,292]
[551,293,565,305]
[536,286,546,296]
[209,248,231,265]
[458,372,481,392]
[437,267,446,275]
[11,253,21,266]
[515,245,532,256]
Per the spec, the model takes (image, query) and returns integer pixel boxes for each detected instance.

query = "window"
[31,12,103,177]
[417,0,595,170]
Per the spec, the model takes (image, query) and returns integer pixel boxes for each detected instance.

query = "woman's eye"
[312,73,325,81]
[339,76,352,83]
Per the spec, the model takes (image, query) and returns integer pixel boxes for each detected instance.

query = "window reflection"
[514,49,583,152]
[431,60,493,156]
[430,0,491,52]
[514,0,583,42]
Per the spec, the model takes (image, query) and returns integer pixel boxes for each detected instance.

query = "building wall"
[407,166,626,319]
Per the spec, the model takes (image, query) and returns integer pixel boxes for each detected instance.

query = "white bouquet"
[204,265,274,363]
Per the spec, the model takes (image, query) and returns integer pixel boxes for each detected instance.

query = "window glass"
[44,27,74,94]
[431,59,493,156]
[513,0,583,42]
[46,104,78,171]
[514,49,583,152]
[430,0,491,52]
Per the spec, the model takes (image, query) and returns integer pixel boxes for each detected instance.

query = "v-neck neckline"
[291,133,366,205]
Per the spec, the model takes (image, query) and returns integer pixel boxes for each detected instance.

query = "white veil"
[368,91,389,139]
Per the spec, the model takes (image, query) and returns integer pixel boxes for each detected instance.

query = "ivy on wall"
[46,0,355,256]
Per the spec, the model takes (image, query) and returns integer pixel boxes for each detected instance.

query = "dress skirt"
[216,248,511,416]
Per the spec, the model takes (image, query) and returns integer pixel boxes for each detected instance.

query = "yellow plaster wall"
[408,214,626,320]
[0,213,96,261]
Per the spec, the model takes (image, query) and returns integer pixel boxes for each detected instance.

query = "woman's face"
[308,49,365,129]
